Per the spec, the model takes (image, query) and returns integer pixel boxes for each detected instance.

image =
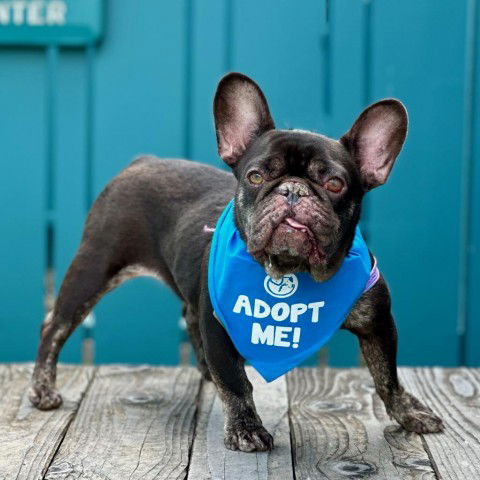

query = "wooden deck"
[1,365,479,479]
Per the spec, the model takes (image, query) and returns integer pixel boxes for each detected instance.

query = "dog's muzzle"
[275,181,310,206]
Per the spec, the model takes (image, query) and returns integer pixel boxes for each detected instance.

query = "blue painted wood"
[94,278,181,365]
[92,0,186,364]
[1,0,478,367]
[467,145,480,366]
[0,48,46,361]
[231,0,324,133]
[367,0,467,365]
[323,0,366,139]
[467,0,480,366]
[321,0,365,367]
[54,49,89,362]
[190,0,229,167]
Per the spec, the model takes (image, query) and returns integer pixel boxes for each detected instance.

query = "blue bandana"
[208,200,378,382]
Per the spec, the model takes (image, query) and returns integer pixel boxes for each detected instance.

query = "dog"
[30,72,443,452]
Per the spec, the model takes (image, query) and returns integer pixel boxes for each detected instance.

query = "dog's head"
[213,73,407,281]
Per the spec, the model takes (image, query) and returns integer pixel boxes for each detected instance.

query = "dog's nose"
[276,182,309,205]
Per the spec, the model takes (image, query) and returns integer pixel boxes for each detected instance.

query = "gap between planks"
[400,367,480,480]
[187,367,294,480]
[43,365,202,480]
[0,364,95,480]
[287,367,438,480]
[41,365,99,478]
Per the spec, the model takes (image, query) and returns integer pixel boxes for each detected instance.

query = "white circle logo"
[264,274,299,298]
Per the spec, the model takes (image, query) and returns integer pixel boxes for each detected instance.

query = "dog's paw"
[224,422,274,452]
[390,391,444,434]
[397,408,444,433]
[29,384,63,410]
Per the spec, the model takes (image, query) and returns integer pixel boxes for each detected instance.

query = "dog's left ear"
[340,99,408,190]
[214,72,275,167]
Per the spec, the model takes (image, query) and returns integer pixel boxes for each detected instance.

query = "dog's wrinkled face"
[233,130,361,281]
[214,73,408,281]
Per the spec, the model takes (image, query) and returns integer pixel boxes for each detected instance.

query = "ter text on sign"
[0,0,104,46]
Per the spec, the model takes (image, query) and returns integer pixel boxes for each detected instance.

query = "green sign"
[0,0,104,46]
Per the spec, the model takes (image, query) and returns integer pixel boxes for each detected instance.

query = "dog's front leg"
[198,281,273,452]
[344,278,444,434]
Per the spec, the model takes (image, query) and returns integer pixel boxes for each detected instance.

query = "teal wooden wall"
[1,0,479,367]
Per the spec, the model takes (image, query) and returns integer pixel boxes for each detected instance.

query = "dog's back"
[77,156,236,300]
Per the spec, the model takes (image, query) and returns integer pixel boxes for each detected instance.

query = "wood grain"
[2,365,479,479]
[44,366,201,480]
[0,363,94,480]
[400,367,480,480]
[187,367,294,480]
[287,367,436,480]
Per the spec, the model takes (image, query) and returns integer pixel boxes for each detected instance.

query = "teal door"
[0,0,478,367]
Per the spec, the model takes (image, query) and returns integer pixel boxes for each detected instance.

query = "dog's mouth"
[262,216,326,269]
[245,194,341,279]
[283,217,316,239]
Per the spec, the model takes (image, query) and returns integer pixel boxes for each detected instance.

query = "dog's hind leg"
[29,242,119,410]
[184,304,211,381]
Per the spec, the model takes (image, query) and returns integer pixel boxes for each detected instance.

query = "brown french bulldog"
[30,73,443,452]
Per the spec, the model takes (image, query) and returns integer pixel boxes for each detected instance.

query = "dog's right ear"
[214,72,275,167]
[340,99,408,190]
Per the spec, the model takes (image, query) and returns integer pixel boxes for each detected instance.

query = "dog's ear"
[340,99,408,190]
[214,72,275,167]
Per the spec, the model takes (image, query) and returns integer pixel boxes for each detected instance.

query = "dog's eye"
[324,177,344,193]
[248,171,264,185]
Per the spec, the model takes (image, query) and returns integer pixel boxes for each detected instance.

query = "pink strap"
[363,257,380,293]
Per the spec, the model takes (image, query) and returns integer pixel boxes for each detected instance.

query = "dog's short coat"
[30,73,443,452]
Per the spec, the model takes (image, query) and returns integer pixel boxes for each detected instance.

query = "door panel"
[0,50,46,361]
[190,0,230,167]
[92,0,187,364]
[367,1,467,365]
[55,50,89,362]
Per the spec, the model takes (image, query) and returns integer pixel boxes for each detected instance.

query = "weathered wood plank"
[187,367,294,480]
[287,367,436,479]
[0,363,94,480]
[44,366,201,480]
[400,367,480,480]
